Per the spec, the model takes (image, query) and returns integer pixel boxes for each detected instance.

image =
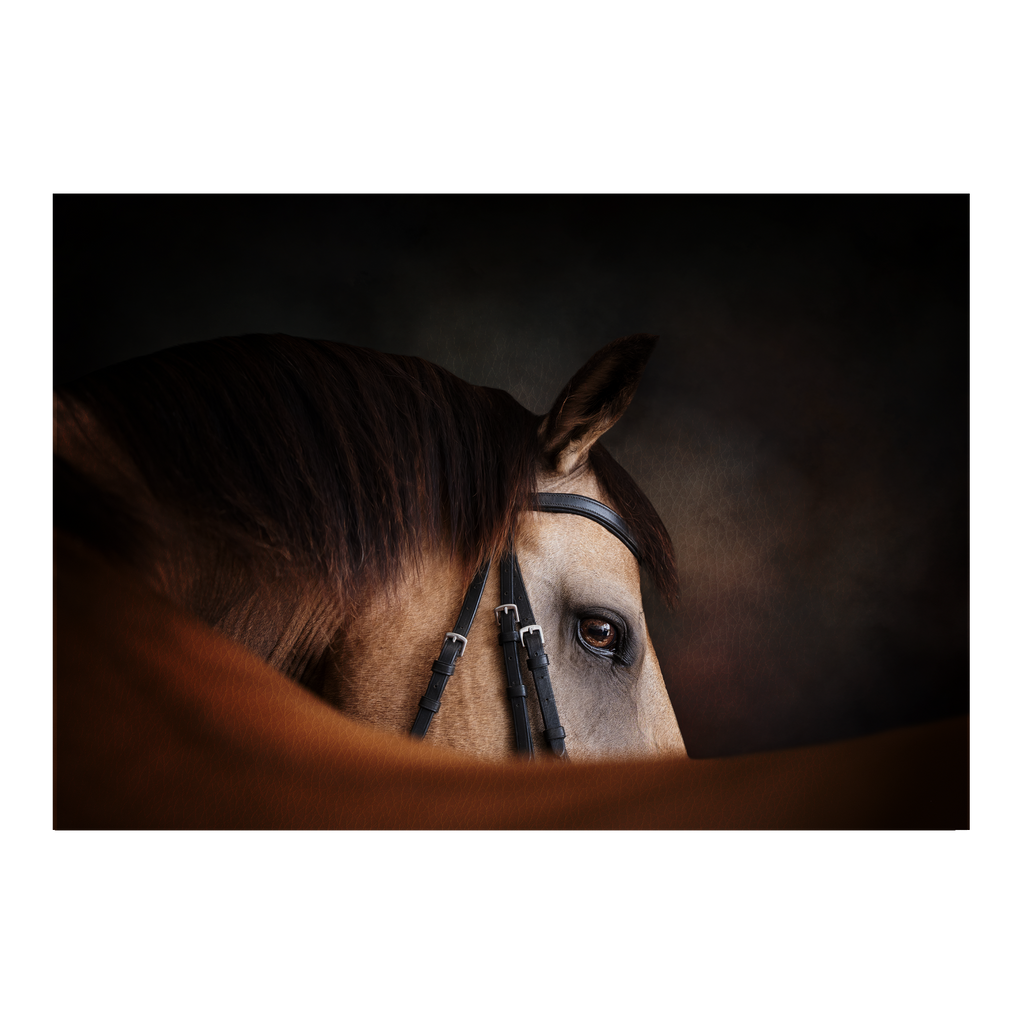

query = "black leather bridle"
[409,492,641,759]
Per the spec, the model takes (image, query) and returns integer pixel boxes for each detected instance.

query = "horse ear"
[539,334,657,476]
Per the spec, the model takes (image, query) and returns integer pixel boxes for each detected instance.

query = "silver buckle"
[494,603,520,626]
[520,624,545,645]
[445,632,469,657]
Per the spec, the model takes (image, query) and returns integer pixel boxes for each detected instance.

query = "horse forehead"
[515,508,642,604]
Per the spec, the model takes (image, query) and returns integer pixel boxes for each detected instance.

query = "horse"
[53,332,687,761]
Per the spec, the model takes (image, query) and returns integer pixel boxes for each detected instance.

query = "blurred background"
[54,195,968,757]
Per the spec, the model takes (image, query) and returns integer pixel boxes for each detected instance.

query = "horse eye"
[578,617,619,653]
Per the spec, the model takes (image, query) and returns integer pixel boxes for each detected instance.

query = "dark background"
[54,195,969,757]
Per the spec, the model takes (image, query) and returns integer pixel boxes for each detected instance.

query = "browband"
[535,492,641,562]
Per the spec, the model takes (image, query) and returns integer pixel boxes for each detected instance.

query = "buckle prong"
[494,603,520,626]
[520,624,545,645]
[445,632,469,657]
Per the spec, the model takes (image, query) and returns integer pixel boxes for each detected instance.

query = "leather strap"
[535,492,641,562]
[512,553,567,759]
[497,541,534,757]
[410,561,491,739]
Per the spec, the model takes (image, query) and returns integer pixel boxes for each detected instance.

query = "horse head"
[321,336,686,759]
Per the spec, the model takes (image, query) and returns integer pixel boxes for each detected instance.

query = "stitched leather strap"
[512,553,568,759]
[410,561,491,739]
[535,492,641,562]
[498,542,534,757]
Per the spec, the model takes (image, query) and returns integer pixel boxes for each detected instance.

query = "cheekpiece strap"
[512,553,567,759]
[498,539,535,757]
[410,561,491,739]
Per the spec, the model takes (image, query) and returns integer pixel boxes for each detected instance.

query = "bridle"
[409,492,641,759]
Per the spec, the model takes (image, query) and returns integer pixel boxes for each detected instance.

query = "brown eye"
[579,617,619,652]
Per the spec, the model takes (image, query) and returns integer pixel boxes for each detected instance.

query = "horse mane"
[588,441,678,606]
[56,334,678,606]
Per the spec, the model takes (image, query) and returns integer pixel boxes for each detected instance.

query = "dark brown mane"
[589,441,678,606]
[57,334,678,605]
